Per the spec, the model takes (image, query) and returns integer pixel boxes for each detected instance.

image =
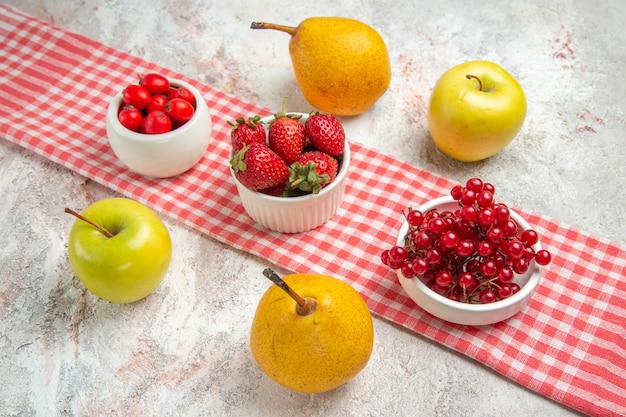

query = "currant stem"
[466,74,483,91]
[262,268,317,316]
[64,207,114,238]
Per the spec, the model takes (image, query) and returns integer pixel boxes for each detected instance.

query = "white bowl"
[396,196,542,326]
[106,78,212,178]
[230,113,350,234]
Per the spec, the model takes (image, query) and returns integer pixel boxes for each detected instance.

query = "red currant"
[412,258,429,274]
[413,230,434,249]
[466,177,483,192]
[381,178,553,305]
[406,209,424,227]
[435,269,454,287]
[535,249,552,266]
[479,289,497,303]
[458,272,477,291]
[439,231,459,250]
[477,208,495,227]
[494,204,510,222]
[425,247,443,265]
[480,259,498,278]
[476,190,494,208]
[401,262,417,278]
[428,217,447,235]
[496,265,514,284]
[521,229,539,246]
[497,284,514,299]
[460,205,477,221]
[450,185,464,200]
[455,240,475,257]
[388,246,408,263]
[459,189,476,206]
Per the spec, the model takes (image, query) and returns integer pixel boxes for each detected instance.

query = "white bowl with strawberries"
[228,110,349,233]
[106,73,212,178]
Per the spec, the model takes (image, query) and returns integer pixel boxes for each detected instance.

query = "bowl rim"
[229,112,350,201]
[396,195,542,314]
[107,78,207,143]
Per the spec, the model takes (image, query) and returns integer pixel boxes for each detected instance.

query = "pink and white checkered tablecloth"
[1,6,624,416]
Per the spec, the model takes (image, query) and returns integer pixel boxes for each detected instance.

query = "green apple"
[65,198,172,303]
[427,60,527,162]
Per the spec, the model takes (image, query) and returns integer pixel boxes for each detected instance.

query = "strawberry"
[259,183,288,197]
[289,151,339,194]
[230,142,289,190]
[304,112,345,157]
[228,115,266,151]
[268,111,306,165]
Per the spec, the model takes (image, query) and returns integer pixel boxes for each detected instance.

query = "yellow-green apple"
[65,198,172,303]
[427,60,527,162]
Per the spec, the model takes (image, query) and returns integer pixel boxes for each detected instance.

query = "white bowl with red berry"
[106,73,212,178]
[228,111,349,233]
[382,179,552,326]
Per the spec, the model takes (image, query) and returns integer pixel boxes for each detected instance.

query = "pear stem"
[466,74,484,91]
[64,207,114,238]
[250,22,298,36]
[262,268,317,316]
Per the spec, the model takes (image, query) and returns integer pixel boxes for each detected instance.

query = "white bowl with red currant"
[228,110,349,233]
[106,73,212,178]
[381,178,552,326]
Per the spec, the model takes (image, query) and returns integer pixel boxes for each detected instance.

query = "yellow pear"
[251,17,391,116]
[250,269,374,394]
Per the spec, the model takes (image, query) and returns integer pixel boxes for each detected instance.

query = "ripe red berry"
[122,84,151,109]
[289,151,339,194]
[165,97,195,122]
[229,115,266,152]
[268,113,306,165]
[142,110,172,134]
[118,105,143,132]
[304,112,345,157]
[139,73,170,95]
[167,86,195,107]
[230,142,289,190]
[381,178,553,305]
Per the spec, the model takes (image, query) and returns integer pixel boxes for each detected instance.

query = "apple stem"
[262,268,317,316]
[64,207,114,238]
[250,22,298,36]
[466,74,483,91]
